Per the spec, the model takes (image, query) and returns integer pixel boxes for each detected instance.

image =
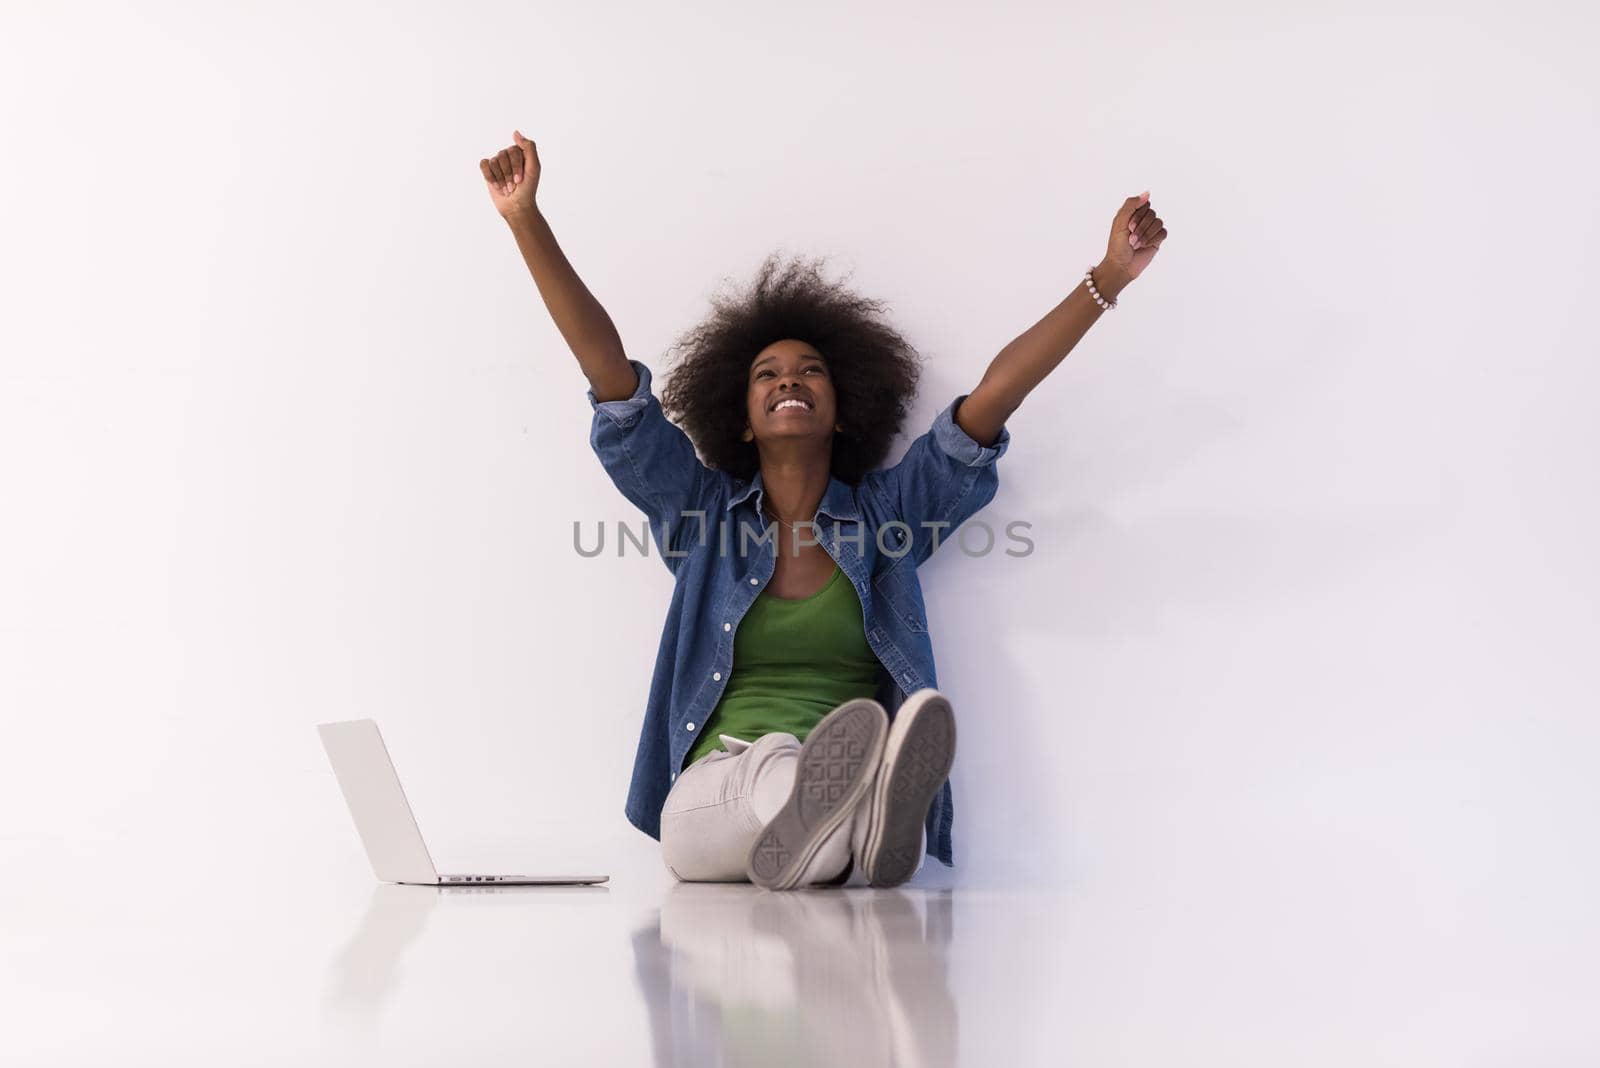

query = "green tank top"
[685,564,883,767]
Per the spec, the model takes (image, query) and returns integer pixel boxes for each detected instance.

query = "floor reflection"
[322,882,609,1022]
[632,886,957,1067]
[323,884,438,1018]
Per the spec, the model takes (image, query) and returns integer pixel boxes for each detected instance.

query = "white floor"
[7,841,1598,1066]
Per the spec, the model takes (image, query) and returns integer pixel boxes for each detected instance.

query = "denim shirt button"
[723,623,731,631]
[686,722,696,731]
[749,577,758,585]
[713,671,721,681]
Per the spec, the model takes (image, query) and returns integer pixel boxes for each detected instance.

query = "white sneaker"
[746,698,888,891]
[853,689,955,887]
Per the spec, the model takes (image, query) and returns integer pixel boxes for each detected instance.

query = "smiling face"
[742,338,841,449]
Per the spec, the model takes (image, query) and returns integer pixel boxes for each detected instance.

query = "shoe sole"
[861,691,956,888]
[746,699,887,891]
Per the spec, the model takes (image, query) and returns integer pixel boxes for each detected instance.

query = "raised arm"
[480,130,639,403]
[955,192,1169,446]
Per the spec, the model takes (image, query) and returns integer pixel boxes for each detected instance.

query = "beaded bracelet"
[1084,266,1117,310]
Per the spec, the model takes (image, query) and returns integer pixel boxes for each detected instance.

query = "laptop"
[317,718,608,887]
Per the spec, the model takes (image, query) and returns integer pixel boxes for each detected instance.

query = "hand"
[480,130,541,219]
[1101,191,1168,288]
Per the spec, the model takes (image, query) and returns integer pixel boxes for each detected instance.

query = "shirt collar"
[725,469,861,523]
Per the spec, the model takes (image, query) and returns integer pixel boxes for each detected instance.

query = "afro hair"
[658,251,923,485]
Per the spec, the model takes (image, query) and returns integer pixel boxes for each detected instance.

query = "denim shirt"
[587,359,1011,866]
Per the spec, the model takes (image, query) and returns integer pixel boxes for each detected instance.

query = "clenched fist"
[480,130,541,219]
[1103,191,1168,286]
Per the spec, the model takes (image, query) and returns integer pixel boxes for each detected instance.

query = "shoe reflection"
[632,886,956,1068]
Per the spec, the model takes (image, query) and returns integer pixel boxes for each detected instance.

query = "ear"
[742,424,754,443]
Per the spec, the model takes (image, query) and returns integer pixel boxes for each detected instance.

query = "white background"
[3,1,1598,1061]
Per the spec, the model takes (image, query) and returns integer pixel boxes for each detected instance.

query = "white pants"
[660,731,926,886]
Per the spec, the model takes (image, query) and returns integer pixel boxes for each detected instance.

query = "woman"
[481,130,1166,890]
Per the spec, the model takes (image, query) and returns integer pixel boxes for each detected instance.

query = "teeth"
[774,399,810,411]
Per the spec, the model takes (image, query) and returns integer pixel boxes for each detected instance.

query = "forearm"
[502,206,637,401]
[985,260,1129,410]
[956,260,1131,445]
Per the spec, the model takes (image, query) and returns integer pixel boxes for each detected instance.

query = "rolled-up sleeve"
[863,393,1011,567]
[587,359,717,568]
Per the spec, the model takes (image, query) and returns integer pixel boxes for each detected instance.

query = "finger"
[1135,227,1167,251]
[1116,193,1144,228]
[496,148,516,193]
[485,156,507,191]
[1137,213,1162,242]
[509,144,525,184]
[479,159,498,190]
[1124,203,1146,231]
[496,149,516,193]
[514,130,537,176]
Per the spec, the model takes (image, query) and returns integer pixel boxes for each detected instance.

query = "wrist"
[502,203,544,229]
[1090,260,1133,303]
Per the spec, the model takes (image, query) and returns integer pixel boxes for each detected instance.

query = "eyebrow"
[751,353,825,372]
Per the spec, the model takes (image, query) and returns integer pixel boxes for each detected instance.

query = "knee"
[747,731,801,756]
[740,731,801,778]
